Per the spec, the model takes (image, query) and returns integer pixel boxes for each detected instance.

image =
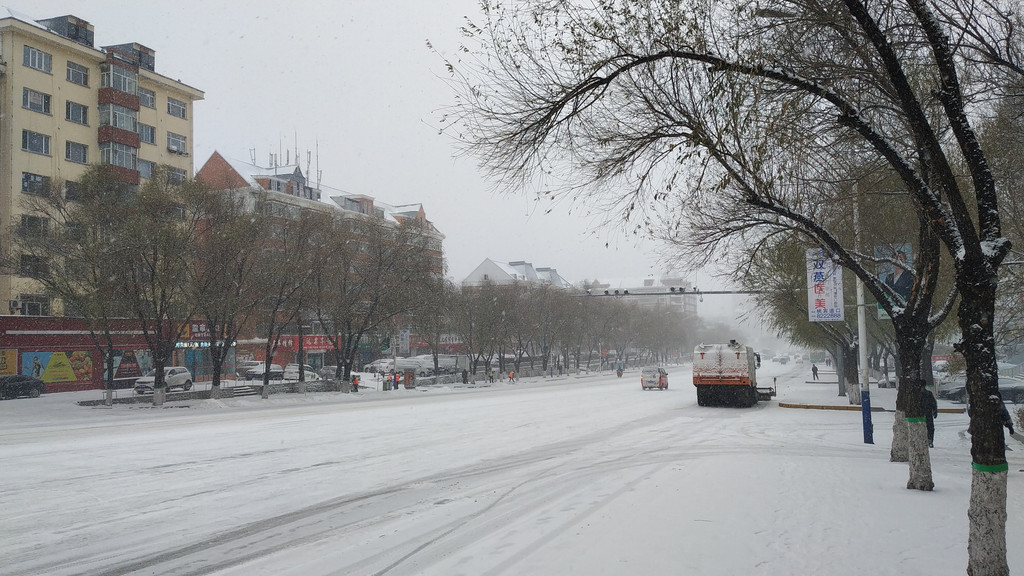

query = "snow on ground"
[1,362,1021,576]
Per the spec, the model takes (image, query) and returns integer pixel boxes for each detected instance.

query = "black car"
[0,375,47,400]
[941,376,1024,404]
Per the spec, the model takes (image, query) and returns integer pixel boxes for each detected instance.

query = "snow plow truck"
[693,340,776,407]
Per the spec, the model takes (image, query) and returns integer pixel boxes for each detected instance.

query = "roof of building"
[463,258,573,288]
[196,151,442,236]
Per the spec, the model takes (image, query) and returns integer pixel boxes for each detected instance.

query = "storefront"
[1,316,152,393]
[1,316,237,393]
[235,334,334,370]
[174,321,238,380]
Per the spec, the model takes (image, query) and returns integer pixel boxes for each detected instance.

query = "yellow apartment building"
[0,9,203,314]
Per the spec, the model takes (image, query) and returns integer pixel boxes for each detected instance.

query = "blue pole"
[861,388,873,444]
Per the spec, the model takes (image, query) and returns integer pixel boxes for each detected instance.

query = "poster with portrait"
[21,351,93,383]
[876,243,913,319]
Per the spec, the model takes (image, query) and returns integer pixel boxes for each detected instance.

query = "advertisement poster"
[114,349,144,379]
[0,349,17,376]
[21,351,94,383]
[105,349,153,385]
[876,243,913,319]
[806,248,844,322]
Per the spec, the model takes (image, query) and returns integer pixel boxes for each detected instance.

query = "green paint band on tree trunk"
[972,462,1009,473]
[905,417,926,423]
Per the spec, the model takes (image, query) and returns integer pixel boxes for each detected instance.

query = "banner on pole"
[806,248,844,322]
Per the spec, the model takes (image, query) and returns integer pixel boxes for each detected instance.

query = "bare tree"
[252,209,320,398]
[191,188,268,398]
[9,165,134,405]
[117,168,205,406]
[311,216,436,388]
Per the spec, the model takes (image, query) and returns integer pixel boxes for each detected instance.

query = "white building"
[462,259,572,289]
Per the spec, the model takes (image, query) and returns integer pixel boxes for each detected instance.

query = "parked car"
[1001,378,1024,404]
[318,365,340,380]
[236,360,261,378]
[641,366,668,390]
[284,364,318,381]
[0,375,46,399]
[941,376,1024,404]
[363,359,393,373]
[245,363,284,382]
[134,367,193,394]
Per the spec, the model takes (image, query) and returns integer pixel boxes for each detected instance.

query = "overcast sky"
[21,0,687,286]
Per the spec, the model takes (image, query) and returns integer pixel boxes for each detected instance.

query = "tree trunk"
[104,346,116,407]
[905,420,933,491]
[959,284,1008,576]
[890,410,909,462]
[893,334,932,489]
[843,345,860,405]
[968,469,1008,576]
[152,352,166,407]
[835,344,845,397]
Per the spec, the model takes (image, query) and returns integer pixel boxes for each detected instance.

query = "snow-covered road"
[1,363,1021,575]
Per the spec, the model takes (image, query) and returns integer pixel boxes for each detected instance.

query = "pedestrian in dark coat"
[811,364,819,381]
[922,388,938,448]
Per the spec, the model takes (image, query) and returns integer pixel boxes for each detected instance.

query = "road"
[3,363,1014,575]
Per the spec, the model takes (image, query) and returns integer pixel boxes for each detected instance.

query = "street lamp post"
[853,181,873,443]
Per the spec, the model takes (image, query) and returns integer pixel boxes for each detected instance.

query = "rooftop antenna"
[315,139,322,190]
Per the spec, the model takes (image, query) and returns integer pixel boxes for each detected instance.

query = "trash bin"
[404,371,415,389]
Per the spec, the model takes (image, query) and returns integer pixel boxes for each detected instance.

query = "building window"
[138,123,155,144]
[167,167,186,184]
[67,61,89,86]
[22,88,52,114]
[167,97,187,119]
[100,142,137,170]
[18,294,51,316]
[65,181,80,201]
[138,159,155,180]
[23,45,52,73]
[138,87,155,108]
[100,63,137,94]
[99,103,138,132]
[22,130,51,155]
[20,215,49,238]
[66,100,89,125]
[22,172,51,195]
[66,141,89,164]
[167,132,186,153]
[20,255,49,278]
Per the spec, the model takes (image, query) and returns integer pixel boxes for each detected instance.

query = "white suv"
[134,367,193,394]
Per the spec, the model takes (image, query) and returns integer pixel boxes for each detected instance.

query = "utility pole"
[853,181,873,443]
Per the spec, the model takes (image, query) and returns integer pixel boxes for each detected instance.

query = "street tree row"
[9,164,437,404]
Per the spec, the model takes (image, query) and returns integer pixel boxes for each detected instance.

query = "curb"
[779,402,891,412]
[778,402,967,414]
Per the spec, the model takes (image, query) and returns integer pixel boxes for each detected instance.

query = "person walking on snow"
[921,387,938,448]
[811,364,819,381]
[508,370,515,382]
